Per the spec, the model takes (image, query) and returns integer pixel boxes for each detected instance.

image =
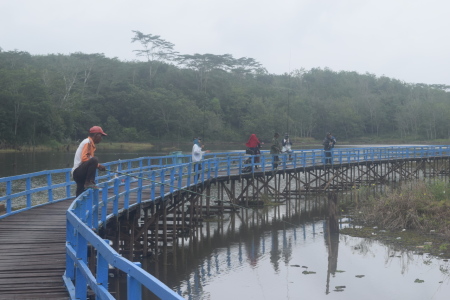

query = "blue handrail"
[2,146,450,219]
[65,189,183,300]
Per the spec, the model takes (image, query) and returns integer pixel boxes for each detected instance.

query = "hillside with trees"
[1,31,449,147]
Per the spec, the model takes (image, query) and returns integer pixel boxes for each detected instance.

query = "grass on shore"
[355,180,450,236]
[342,179,450,258]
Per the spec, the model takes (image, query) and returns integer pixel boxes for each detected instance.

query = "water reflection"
[111,192,450,300]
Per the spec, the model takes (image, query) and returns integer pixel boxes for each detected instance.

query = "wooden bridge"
[0,146,449,300]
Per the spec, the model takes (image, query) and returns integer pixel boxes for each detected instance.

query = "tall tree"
[131,30,177,85]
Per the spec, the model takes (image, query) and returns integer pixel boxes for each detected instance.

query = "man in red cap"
[72,126,107,197]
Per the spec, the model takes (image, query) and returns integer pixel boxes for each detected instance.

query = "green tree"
[131,30,177,85]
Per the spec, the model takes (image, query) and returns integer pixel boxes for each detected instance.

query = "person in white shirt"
[282,133,293,160]
[72,126,107,196]
[192,138,210,179]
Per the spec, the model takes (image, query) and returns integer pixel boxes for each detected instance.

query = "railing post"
[151,171,156,200]
[97,240,109,290]
[137,172,143,204]
[92,189,99,231]
[26,177,31,208]
[160,169,166,198]
[6,180,12,214]
[124,175,130,210]
[47,173,53,203]
[214,159,219,179]
[113,179,119,216]
[75,229,88,299]
[128,262,143,300]
[86,189,93,228]
[101,184,108,225]
[302,152,306,167]
[170,168,175,194]
[66,171,72,199]
[66,218,75,281]
[312,151,316,166]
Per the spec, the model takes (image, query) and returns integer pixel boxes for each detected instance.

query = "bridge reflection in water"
[110,192,337,299]
[112,188,450,300]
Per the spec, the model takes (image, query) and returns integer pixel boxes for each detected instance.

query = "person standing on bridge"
[270,132,281,170]
[192,137,210,179]
[282,133,293,160]
[245,134,263,169]
[323,132,336,165]
[72,126,107,197]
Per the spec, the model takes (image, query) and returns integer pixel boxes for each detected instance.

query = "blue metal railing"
[1,146,450,299]
[65,188,183,300]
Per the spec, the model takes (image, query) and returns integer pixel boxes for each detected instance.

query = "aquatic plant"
[356,180,450,238]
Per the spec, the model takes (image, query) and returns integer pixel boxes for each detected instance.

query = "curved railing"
[1,146,450,299]
[3,145,449,219]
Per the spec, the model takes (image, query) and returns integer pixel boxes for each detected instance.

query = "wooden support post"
[327,192,339,234]
[206,184,211,217]
[143,209,149,256]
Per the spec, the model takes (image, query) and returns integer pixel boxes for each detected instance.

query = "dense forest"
[1,31,450,147]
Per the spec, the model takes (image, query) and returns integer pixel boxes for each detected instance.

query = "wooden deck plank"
[0,199,73,300]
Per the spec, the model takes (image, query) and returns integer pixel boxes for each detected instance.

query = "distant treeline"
[1,34,450,146]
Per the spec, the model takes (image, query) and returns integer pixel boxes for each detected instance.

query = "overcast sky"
[1,0,449,85]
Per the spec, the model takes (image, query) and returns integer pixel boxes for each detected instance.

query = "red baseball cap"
[89,126,107,136]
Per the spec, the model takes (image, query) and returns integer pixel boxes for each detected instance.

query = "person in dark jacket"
[270,132,281,169]
[323,132,336,164]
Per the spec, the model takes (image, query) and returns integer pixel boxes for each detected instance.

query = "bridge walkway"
[0,199,73,300]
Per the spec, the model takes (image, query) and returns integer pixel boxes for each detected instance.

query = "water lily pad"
[290,265,301,267]
[355,275,365,278]
[334,289,344,292]
[335,286,346,289]
[302,270,316,275]
[414,279,424,283]
[335,270,345,273]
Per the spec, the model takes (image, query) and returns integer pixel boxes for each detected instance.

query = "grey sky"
[1,0,449,85]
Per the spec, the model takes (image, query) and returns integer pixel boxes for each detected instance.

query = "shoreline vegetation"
[342,180,450,259]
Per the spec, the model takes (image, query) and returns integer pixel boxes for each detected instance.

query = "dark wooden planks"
[0,200,73,300]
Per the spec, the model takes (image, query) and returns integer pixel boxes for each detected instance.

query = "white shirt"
[71,137,93,174]
[192,144,204,162]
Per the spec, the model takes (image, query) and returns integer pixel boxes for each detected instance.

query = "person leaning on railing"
[72,126,107,197]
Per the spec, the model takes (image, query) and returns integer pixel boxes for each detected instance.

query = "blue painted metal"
[2,146,450,220]
[2,146,450,299]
